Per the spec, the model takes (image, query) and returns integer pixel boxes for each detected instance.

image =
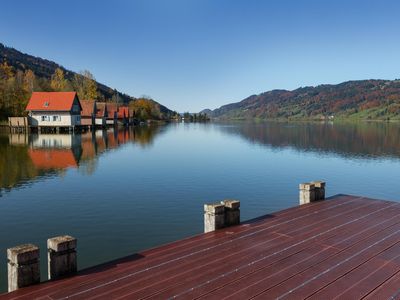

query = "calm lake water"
[1,121,400,292]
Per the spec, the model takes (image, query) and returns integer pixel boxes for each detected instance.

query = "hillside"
[0,42,176,120]
[204,80,400,120]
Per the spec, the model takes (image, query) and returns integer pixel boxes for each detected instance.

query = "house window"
[41,116,51,122]
[44,101,49,107]
[53,116,61,122]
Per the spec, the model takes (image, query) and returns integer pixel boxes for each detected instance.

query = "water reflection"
[0,126,163,194]
[219,121,400,159]
[2,121,400,195]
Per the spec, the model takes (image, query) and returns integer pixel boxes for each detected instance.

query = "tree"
[111,89,120,105]
[82,70,97,100]
[0,61,13,80]
[50,68,67,91]
[73,70,97,100]
[23,70,35,93]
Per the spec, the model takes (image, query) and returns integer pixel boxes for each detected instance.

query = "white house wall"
[30,111,81,126]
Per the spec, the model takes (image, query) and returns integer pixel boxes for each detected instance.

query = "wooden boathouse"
[2,182,400,299]
[4,92,137,133]
[26,92,82,132]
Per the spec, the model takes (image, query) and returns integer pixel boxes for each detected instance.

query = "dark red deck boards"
[2,195,400,300]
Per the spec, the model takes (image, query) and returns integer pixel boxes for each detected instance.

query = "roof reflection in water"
[0,126,163,193]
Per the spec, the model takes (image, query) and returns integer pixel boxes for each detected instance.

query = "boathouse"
[106,103,118,125]
[80,99,96,127]
[117,106,130,126]
[94,102,107,127]
[26,92,82,129]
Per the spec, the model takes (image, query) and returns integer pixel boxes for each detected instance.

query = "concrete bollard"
[221,200,240,226]
[311,181,326,201]
[299,183,316,205]
[47,235,77,280]
[7,244,40,292]
[204,203,225,233]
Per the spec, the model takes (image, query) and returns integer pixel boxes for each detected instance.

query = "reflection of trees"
[220,122,400,159]
[0,136,35,189]
[0,135,56,192]
[132,125,163,147]
[1,125,165,191]
[78,158,99,176]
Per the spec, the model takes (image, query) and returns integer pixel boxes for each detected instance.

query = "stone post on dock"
[7,244,40,292]
[221,200,240,226]
[311,181,326,201]
[299,181,326,205]
[204,203,226,233]
[47,235,77,280]
[204,200,241,233]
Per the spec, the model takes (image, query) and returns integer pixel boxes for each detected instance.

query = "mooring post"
[204,203,225,233]
[311,181,326,201]
[47,235,77,280]
[299,182,316,205]
[221,200,240,226]
[7,244,40,292]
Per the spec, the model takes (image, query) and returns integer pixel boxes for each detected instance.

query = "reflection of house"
[117,130,130,144]
[106,129,118,149]
[28,149,78,170]
[9,134,28,145]
[30,134,81,149]
[26,92,82,128]
[80,132,97,160]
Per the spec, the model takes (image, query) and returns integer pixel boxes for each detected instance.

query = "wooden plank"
[308,242,400,299]
[252,224,400,299]
[363,271,400,299]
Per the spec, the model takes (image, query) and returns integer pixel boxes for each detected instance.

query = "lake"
[1,121,400,292]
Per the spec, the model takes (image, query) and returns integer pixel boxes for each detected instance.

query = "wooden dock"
[2,194,400,299]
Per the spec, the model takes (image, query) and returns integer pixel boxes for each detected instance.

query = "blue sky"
[1,0,400,112]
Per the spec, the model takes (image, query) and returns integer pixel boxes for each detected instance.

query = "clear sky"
[1,0,400,112]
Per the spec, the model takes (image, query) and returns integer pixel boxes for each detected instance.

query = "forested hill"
[0,42,176,120]
[204,80,400,120]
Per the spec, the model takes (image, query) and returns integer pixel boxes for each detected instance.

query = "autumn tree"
[50,68,67,91]
[23,70,35,93]
[0,62,30,118]
[73,70,97,100]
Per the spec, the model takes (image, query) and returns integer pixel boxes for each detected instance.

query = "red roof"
[26,92,81,111]
[107,103,118,119]
[80,99,95,117]
[117,106,129,119]
[95,102,107,118]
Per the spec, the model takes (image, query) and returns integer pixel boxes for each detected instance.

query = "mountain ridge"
[202,79,400,120]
